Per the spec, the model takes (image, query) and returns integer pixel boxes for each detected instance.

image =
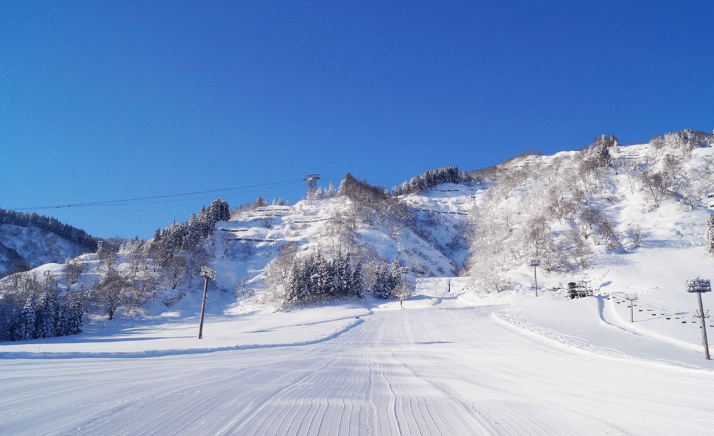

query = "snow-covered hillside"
[0,224,91,276]
[0,209,97,278]
[212,194,464,312]
[3,131,714,435]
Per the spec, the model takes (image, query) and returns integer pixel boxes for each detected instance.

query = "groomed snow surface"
[2,279,713,436]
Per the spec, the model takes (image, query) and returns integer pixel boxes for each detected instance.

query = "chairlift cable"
[13,179,305,211]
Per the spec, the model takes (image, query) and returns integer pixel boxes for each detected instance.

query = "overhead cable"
[14,179,305,211]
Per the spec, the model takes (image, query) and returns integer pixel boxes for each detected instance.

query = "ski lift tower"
[304,174,321,198]
[686,277,711,360]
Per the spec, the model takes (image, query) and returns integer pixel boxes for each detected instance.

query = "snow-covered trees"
[142,198,230,292]
[337,173,413,228]
[161,253,187,290]
[96,240,119,270]
[389,256,401,292]
[0,270,84,341]
[579,135,616,176]
[121,238,148,274]
[546,186,580,223]
[523,215,550,257]
[309,181,338,201]
[283,251,365,306]
[90,268,130,321]
[706,215,714,255]
[0,208,98,255]
[391,166,476,196]
[467,216,513,293]
[203,199,231,229]
[16,292,37,341]
[64,257,85,291]
[351,261,364,299]
[185,245,210,285]
[339,173,389,225]
[650,133,665,150]
[371,257,402,299]
[89,237,162,320]
[464,144,611,290]
[37,272,60,339]
[664,128,713,152]
[151,198,230,254]
[371,263,392,299]
[636,153,684,208]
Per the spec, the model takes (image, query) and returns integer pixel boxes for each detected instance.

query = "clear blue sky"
[1,1,712,239]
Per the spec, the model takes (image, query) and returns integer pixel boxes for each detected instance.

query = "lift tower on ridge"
[304,174,321,198]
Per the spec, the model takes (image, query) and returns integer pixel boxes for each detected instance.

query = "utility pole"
[624,294,638,323]
[529,259,541,297]
[198,266,216,340]
[685,277,711,360]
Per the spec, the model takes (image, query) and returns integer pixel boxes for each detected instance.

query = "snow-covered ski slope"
[476,142,714,354]
[1,281,712,435]
[5,140,714,434]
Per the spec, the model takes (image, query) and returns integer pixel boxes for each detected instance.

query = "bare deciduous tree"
[64,257,86,291]
[185,245,211,285]
[524,215,550,257]
[162,253,187,290]
[638,168,666,206]
[627,224,643,249]
[90,268,130,320]
[650,133,665,150]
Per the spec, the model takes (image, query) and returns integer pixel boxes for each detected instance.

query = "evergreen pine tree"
[64,288,84,335]
[351,260,364,298]
[336,253,350,297]
[38,285,60,338]
[300,258,314,300]
[16,292,37,341]
[373,264,391,299]
[388,256,401,296]
[319,256,337,297]
[707,215,714,254]
[327,181,336,197]
[55,302,69,337]
[285,262,301,303]
[0,296,20,342]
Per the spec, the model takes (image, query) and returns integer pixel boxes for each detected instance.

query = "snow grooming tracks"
[0,317,365,360]
[495,307,705,370]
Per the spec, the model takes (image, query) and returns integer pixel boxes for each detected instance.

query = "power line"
[13,179,305,211]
